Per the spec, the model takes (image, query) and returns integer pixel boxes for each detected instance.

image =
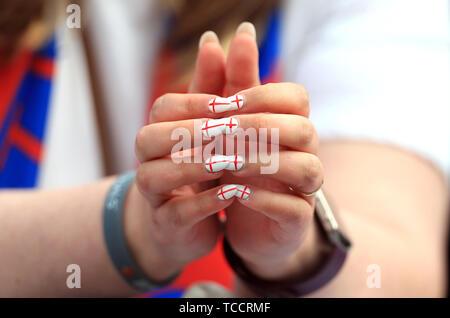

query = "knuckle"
[299,87,310,117]
[165,165,184,186]
[136,166,152,195]
[256,114,269,131]
[305,121,318,153]
[295,118,316,151]
[288,83,310,116]
[149,95,166,123]
[301,120,315,142]
[184,95,196,116]
[135,126,148,162]
[303,155,324,189]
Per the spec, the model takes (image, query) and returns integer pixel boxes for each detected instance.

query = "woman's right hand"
[122,32,231,284]
[124,27,258,284]
[126,113,233,282]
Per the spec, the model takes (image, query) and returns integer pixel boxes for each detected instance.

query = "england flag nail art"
[204,155,244,172]
[208,97,231,113]
[217,184,251,200]
[204,155,230,172]
[208,95,244,113]
[227,154,244,171]
[201,117,238,138]
[217,185,238,200]
[236,185,251,200]
[228,95,244,110]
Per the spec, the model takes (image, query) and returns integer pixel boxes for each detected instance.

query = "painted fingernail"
[205,155,245,172]
[201,119,225,138]
[201,117,238,138]
[208,95,244,113]
[217,184,238,200]
[227,94,244,111]
[208,97,231,113]
[236,185,251,200]
[236,22,256,39]
[199,30,219,48]
[205,155,229,172]
[222,117,238,134]
[202,119,224,138]
[226,155,244,171]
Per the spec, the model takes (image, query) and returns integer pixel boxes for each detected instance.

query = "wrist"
[122,181,184,283]
[241,218,332,282]
[225,190,352,297]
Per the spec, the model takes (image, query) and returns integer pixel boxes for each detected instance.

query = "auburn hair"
[0,0,280,65]
[162,0,280,75]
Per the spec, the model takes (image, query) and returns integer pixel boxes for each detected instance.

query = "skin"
[0,24,447,297]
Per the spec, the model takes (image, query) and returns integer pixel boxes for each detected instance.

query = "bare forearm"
[0,177,138,297]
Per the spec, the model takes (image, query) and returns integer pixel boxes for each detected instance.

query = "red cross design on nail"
[230,95,243,109]
[225,118,237,133]
[232,155,243,170]
[202,120,224,137]
[217,186,237,200]
[236,186,250,199]
[205,159,228,172]
[209,98,230,113]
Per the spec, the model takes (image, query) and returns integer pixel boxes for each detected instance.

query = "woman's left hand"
[221,24,325,281]
[219,83,324,282]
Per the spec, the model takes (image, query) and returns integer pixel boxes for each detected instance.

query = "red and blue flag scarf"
[0,37,56,188]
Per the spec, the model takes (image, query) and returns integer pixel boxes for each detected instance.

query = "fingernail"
[205,155,229,172]
[205,155,245,172]
[208,95,244,113]
[201,117,238,138]
[226,155,244,171]
[199,30,219,48]
[217,185,238,200]
[222,117,239,135]
[208,97,231,113]
[227,95,244,110]
[201,119,226,138]
[236,185,251,200]
[236,22,256,39]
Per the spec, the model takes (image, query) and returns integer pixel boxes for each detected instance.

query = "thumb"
[225,22,261,96]
[189,31,226,95]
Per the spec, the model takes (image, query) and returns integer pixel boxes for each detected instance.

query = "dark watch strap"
[103,171,180,291]
[223,190,351,297]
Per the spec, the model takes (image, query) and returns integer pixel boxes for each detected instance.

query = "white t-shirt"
[38,0,449,188]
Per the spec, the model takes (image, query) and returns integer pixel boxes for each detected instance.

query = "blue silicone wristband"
[103,171,179,291]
